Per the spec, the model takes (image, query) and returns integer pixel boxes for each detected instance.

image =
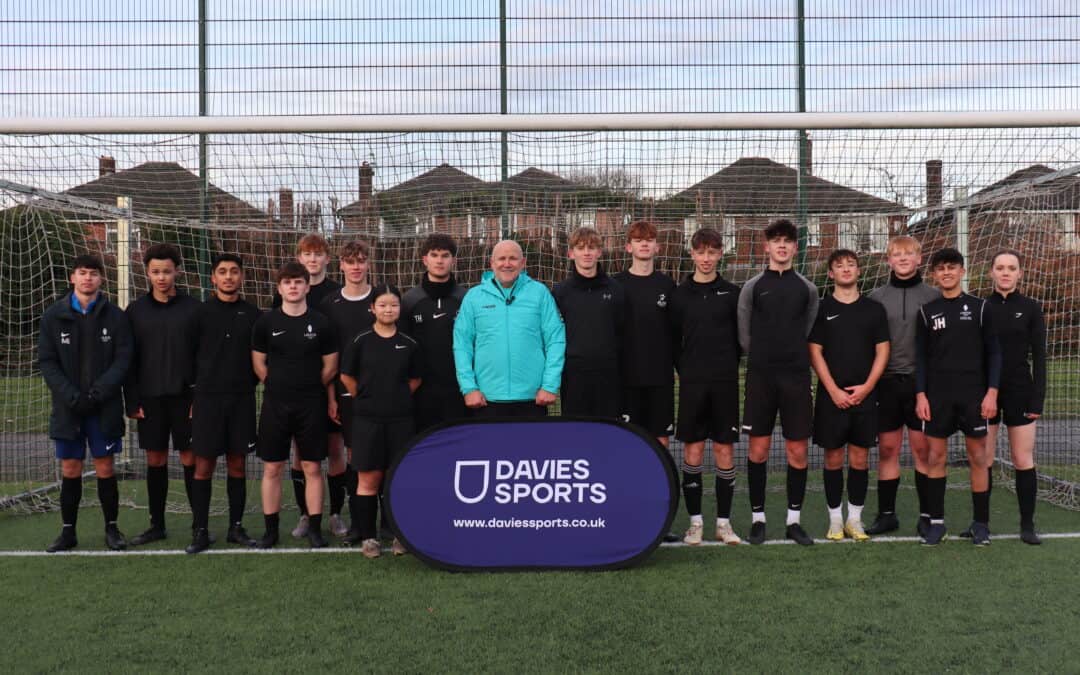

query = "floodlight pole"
[499,0,510,240]
[796,0,810,274]
[197,0,211,297]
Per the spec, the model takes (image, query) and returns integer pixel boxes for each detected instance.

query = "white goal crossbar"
[4,111,1080,135]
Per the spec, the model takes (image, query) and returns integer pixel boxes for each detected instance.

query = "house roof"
[63,161,266,222]
[502,167,583,194]
[338,163,492,217]
[670,157,905,215]
[910,163,1080,232]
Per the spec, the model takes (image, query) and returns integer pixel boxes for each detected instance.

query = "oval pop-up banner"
[385,417,678,571]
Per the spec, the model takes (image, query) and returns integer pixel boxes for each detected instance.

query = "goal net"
[1,125,1078,514]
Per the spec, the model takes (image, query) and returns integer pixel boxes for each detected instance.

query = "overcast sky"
[2,1,1078,212]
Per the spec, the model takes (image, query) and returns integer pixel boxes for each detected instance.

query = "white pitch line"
[1,532,1079,556]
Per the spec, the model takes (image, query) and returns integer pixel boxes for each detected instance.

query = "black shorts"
[813,389,878,449]
[351,417,414,472]
[677,380,739,444]
[414,382,467,431]
[191,392,257,458]
[257,396,328,463]
[137,393,193,451]
[989,386,1037,427]
[560,369,621,419]
[742,369,812,440]
[876,374,922,433]
[622,384,675,438]
[923,386,989,439]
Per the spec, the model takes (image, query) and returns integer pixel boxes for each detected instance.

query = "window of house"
[722,216,737,254]
[1062,212,1080,250]
[683,216,698,248]
[806,217,821,247]
[868,215,889,252]
[837,220,858,251]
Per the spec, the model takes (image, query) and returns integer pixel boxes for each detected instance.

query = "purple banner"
[386,418,678,571]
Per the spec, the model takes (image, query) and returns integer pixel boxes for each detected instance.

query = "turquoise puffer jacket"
[453,270,566,402]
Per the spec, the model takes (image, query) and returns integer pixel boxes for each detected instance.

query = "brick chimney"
[926,160,943,208]
[359,162,375,210]
[279,188,294,225]
[99,156,116,177]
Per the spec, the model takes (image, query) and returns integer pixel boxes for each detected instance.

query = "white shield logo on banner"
[454,460,490,504]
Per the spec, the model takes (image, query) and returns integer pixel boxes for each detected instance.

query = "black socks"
[878,477,900,514]
[715,467,736,519]
[97,476,119,525]
[681,463,703,516]
[60,476,82,529]
[1016,467,1037,527]
[227,476,246,526]
[147,465,168,529]
[748,459,767,513]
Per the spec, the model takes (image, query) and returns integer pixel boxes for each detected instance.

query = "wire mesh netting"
[1,2,1079,515]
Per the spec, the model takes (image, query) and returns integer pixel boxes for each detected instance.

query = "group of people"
[37,217,1046,556]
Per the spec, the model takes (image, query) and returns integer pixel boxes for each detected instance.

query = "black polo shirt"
[342,329,423,418]
[808,294,890,388]
[251,308,337,399]
[613,270,676,387]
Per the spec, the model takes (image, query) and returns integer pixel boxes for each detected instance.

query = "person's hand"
[328,397,340,424]
[828,386,852,409]
[915,393,931,422]
[74,393,99,416]
[128,406,145,420]
[845,383,873,406]
[464,390,487,409]
[535,389,557,407]
[980,390,998,420]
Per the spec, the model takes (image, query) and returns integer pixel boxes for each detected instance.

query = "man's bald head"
[491,239,526,288]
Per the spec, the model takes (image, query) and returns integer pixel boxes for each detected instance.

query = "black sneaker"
[748,521,767,545]
[342,529,364,546]
[46,529,78,553]
[921,523,947,546]
[785,523,815,546]
[916,516,930,541]
[104,525,127,551]
[307,528,328,549]
[662,532,681,543]
[185,528,211,555]
[865,512,900,535]
[226,524,256,546]
[958,521,974,539]
[130,525,167,546]
[970,521,991,547]
[1020,526,1042,546]
[192,524,217,545]
[254,530,279,549]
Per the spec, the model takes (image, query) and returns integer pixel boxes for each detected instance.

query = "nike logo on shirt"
[60,332,70,338]
[432,312,448,319]
[395,344,408,350]
[826,314,839,321]
[272,330,286,336]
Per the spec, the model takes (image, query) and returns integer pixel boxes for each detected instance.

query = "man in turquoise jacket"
[453,240,566,418]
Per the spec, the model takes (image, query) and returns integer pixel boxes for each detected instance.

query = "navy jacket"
[38,292,133,440]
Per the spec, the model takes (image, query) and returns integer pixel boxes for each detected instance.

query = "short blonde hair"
[569,227,603,249]
[886,235,921,255]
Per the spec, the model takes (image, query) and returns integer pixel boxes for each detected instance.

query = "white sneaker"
[329,514,349,537]
[290,515,309,539]
[361,538,381,559]
[683,521,704,546]
[715,521,742,545]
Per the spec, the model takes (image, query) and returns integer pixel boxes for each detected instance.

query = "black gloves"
[73,392,101,416]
